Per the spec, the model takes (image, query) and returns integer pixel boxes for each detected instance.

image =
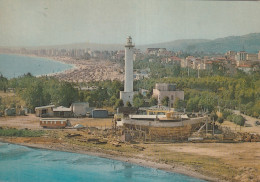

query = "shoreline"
[0,53,77,79]
[0,53,124,82]
[0,137,219,182]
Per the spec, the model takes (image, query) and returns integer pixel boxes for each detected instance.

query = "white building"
[120,36,135,105]
[246,53,258,61]
[235,51,247,61]
[152,83,184,108]
[71,102,90,117]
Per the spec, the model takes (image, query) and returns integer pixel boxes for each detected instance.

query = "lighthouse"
[120,36,135,105]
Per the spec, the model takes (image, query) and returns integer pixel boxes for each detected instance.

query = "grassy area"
[146,148,237,180]
[0,128,45,137]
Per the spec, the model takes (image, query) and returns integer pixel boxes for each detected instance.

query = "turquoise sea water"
[0,142,205,182]
[0,54,73,79]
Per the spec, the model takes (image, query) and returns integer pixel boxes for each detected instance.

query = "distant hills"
[12,33,260,53]
[138,33,260,54]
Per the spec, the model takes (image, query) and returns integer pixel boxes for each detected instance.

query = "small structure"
[4,108,16,116]
[92,109,108,118]
[40,118,69,129]
[71,102,90,117]
[53,106,72,117]
[35,105,55,117]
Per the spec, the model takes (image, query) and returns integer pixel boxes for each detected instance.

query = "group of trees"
[78,80,123,108]
[0,73,78,110]
[0,74,158,112]
[134,69,260,117]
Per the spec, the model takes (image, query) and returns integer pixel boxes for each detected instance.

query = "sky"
[0,0,260,47]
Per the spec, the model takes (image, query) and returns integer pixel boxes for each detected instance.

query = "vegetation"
[134,67,260,117]
[126,101,132,107]
[7,74,79,110]
[114,99,124,108]
[161,96,169,107]
[0,128,45,137]
[0,58,259,119]
[133,93,145,108]
[0,74,8,92]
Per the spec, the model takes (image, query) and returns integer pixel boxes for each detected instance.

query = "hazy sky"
[1,0,260,46]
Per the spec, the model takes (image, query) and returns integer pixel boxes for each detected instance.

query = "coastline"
[0,53,76,79]
[2,53,124,82]
[0,137,219,182]
[0,53,124,82]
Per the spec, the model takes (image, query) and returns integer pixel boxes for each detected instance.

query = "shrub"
[0,128,45,137]
[217,117,224,124]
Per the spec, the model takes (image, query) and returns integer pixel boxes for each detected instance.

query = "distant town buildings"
[0,45,259,80]
[235,51,247,61]
[247,53,258,62]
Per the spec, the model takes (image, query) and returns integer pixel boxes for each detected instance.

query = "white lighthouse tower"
[120,36,135,105]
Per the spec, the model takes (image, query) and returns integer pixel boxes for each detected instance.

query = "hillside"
[138,33,260,53]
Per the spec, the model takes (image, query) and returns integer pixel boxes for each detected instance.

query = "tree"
[126,101,132,107]
[226,115,232,122]
[173,98,185,110]
[21,81,44,110]
[0,74,8,93]
[115,99,124,108]
[161,96,169,107]
[210,112,218,122]
[133,97,144,108]
[186,96,200,112]
[51,82,78,107]
[149,97,158,106]
[217,117,224,124]
[222,110,232,119]
[133,94,145,108]
[0,97,2,112]
[110,95,117,106]
[79,92,85,102]
[233,115,245,130]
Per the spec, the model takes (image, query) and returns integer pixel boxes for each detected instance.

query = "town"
[1,0,260,181]
[0,36,260,181]
[1,41,260,83]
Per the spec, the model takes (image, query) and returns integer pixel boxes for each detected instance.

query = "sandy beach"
[42,56,124,82]
[1,53,124,83]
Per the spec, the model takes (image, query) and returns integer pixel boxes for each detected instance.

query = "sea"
[0,142,205,182]
[0,54,73,79]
